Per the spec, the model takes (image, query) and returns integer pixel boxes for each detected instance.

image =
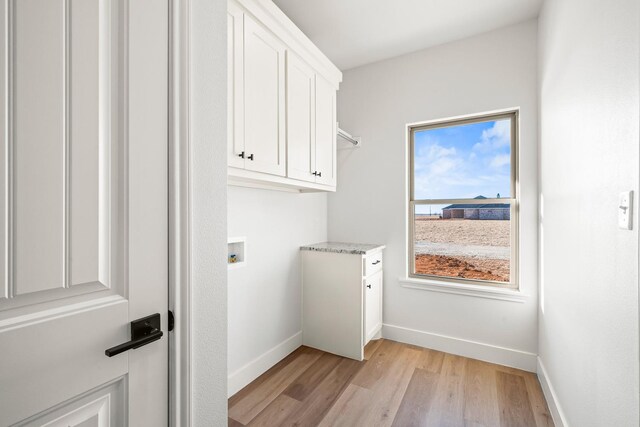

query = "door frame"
[169,0,196,424]
[169,0,228,425]
[169,2,190,425]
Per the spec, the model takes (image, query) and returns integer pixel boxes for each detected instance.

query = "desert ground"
[414,217,510,282]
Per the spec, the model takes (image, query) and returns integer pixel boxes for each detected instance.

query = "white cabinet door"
[228,1,245,169]
[0,0,168,425]
[364,271,383,343]
[314,75,337,186]
[286,52,316,182]
[243,15,286,176]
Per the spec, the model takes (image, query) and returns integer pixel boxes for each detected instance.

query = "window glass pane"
[413,119,511,200]
[413,203,511,283]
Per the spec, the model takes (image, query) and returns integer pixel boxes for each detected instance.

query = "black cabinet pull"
[367,284,372,289]
[238,151,245,159]
[312,171,318,176]
[248,153,254,161]
[317,171,322,177]
[105,313,163,357]
[372,260,381,265]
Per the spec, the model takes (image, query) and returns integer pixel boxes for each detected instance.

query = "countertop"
[300,242,385,255]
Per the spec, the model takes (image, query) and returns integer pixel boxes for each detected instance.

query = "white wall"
[227,187,327,394]
[538,0,639,425]
[329,20,539,369]
[189,0,228,424]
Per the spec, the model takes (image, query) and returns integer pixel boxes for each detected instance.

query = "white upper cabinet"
[314,75,337,187]
[287,56,337,187]
[228,0,342,192]
[243,15,286,176]
[286,52,315,183]
[228,1,244,169]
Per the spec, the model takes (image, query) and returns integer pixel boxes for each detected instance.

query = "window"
[408,111,518,288]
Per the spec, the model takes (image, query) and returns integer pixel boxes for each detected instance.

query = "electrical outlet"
[618,191,633,230]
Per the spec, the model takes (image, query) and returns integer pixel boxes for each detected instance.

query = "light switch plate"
[618,191,633,230]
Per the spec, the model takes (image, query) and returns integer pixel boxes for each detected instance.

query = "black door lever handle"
[105,313,163,357]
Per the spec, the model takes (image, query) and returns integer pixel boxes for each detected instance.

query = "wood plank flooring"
[228,339,554,427]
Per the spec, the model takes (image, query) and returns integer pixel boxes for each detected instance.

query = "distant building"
[442,196,510,220]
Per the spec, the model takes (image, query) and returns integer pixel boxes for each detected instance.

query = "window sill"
[399,276,528,303]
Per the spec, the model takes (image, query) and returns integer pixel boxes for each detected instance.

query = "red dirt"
[415,254,508,282]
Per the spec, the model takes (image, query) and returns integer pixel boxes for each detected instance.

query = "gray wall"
[227,188,327,394]
[329,20,539,367]
[538,0,639,424]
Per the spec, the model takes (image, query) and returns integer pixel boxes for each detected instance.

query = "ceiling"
[272,0,543,70]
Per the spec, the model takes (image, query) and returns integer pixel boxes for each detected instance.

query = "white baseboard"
[227,331,303,397]
[537,357,568,427]
[382,323,537,372]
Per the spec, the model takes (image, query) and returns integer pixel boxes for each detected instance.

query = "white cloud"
[414,141,465,198]
[428,144,457,159]
[415,140,456,161]
[473,120,511,152]
[427,156,461,177]
[489,153,510,168]
[414,140,458,172]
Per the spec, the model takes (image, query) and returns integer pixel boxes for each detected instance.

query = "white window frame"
[407,110,519,289]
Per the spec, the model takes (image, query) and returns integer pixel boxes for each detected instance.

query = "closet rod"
[337,126,361,146]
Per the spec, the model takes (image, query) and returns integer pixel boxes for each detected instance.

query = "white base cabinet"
[301,244,385,361]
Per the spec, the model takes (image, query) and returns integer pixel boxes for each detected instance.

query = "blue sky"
[413,119,511,211]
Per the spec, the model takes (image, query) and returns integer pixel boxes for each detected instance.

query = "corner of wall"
[536,357,568,427]
[228,331,303,397]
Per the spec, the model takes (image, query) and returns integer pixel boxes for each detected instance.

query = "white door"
[364,272,382,343]
[227,1,244,169]
[0,0,169,425]
[243,14,286,176]
[314,76,337,186]
[286,52,315,182]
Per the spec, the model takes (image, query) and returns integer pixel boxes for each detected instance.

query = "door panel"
[364,271,382,343]
[314,76,336,186]
[20,379,125,426]
[70,0,107,288]
[0,0,168,425]
[14,0,66,295]
[1,298,128,425]
[2,0,120,311]
[227,2,244,169]
[243,15,286,176]
[286,52,315,182]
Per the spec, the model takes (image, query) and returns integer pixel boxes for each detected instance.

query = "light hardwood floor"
[228,339,554,426]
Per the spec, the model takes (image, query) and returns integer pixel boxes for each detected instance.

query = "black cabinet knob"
[238,151,245,158]
[367,284,372,289]
[248,153,254,161]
